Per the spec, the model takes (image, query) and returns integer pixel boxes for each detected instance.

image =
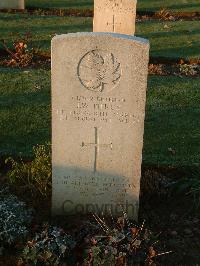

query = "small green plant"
[0,187,33,253]
[17,215,171,266]
[172,170,200,210]
[5,144,51,197]
[81,215,172,266]
[33,8,46,16]
[19,224,76,266]
[179,64,199,76]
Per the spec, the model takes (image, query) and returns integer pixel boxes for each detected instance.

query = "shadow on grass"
[1,90,50,107]
[26,0,93,9]
[138,0,200,12]
[150,43,200,59]
[139,28,200,39]
[0,21,92,35]
[167,3,200,11]
[143,106,200,167]
[0,104,51,158]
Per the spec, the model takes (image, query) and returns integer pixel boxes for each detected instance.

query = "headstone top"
[93,0,137,35]
[53,32,149,45]
[95,0,136,12]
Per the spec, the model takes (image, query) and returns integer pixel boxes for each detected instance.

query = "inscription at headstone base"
[93,0,137,35]
[52,32,149,219]
[0,0,24,9]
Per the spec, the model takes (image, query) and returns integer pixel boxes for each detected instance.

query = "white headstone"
[0,0,24,9]
[52,32,149,219]
[93,0,137,35]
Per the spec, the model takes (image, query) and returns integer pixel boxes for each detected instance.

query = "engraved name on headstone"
[52,32,149,219]
[0,0,24,9]
[93,0,137,35]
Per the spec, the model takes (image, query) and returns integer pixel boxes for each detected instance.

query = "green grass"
[0,68,51,156]
[0,1,199,168]
[0,13,199,60]
[26,0,93,9]
[144,76,200,167]
[26,0,200,12]
[138,0,200,12]
[136,20,200,59]
[0,13,92,51]
[0,67,199,168]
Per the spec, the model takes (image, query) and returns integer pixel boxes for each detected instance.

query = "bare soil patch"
[0,8,199,21]
[1,50,199,78]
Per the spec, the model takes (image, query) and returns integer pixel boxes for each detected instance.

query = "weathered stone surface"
[0,0,24,9]
[93,0,137,35]
[52,32,149,219]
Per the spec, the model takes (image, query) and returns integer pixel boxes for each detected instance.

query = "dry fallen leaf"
[164,24,170,29]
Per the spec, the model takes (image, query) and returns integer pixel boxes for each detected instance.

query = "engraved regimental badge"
[77,49,121,92]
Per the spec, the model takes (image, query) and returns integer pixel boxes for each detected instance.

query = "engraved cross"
[106,14,122,33]
[82,127,112,173]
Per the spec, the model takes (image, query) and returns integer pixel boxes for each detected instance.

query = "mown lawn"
[0,68,51,157]
[0,13,199,60]
[136,20,200,59]
[0,13,92,51]
[26,0,93,9]
[138,0,200,12]
[144,76,200,167]
[0,67,199,168]
[0,1,199,167]
[26,0,200,12]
